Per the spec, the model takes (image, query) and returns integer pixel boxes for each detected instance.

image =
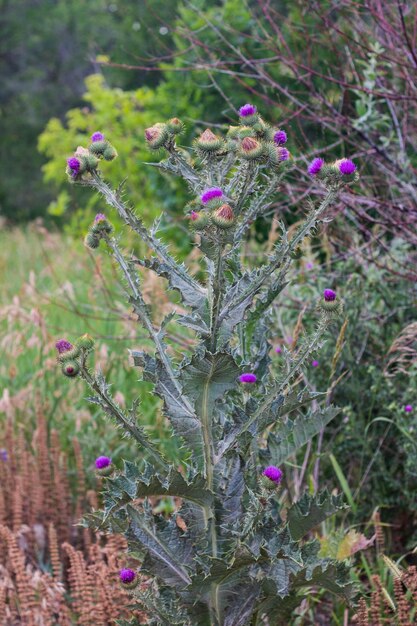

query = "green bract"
[64,109,357,625]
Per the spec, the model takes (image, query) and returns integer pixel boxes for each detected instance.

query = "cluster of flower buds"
[317,288,343,319]
[144,117,184,151]
[224,104,290,168]
[260,465,283,491]
[308,157,358,187]
[85,213,113,249]
[188,187,236,232]
[66,132,117,181]
[55,334,95,378]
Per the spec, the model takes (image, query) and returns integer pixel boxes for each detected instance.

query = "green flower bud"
[76,334,95,351]
[167,117,184,135]
[103,144,118,161]
[61,360,80,378]
[85,232,100,249]
[212,203,235,229]
[89,140,108,156]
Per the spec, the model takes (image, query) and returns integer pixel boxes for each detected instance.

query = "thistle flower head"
[275,346,282,354]
[273,130,287,145]
[190,211,199,221]
[239,103,257,117]
[62,360,80,377]
[95,456,112,469]
[199,129,218,142]
[262,466,283,483]
[120,568,136,584]
[239,373,257,384]
[276,147,290,162]
[241,137,259,151]
[338,158,356,175]
[94,213,107,222]
[312,360,319,368]
[67,157,80,177]
[308,158,324,176]
[405,405,413,413]
[201,187,223,204]
[212,203,235,229]
[91,131,105,142]
[56,339,73,354]
[323,289,336,301]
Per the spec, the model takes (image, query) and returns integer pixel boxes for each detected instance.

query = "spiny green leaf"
[287,490,347,541]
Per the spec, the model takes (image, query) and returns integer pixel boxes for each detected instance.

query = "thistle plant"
[59,108,358,625]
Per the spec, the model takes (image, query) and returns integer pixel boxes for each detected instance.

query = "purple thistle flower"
[67,157,80,177]
[95,456,112,469]
[275,346,282,354]
[91,131,105,142]
[119,568,136,584]
[312,360,319,368]
[239,103,257,117]
[276,147,290,161]
[306,262,314,270]
[405,405,413,413]
[273,130,287,145]
[308,158,324,176]
[0,449,8,462]
[94,213,106,222]
[263,466,283,483]
[55,339,73,354]
[323,289,336,301]
[201,187,223,204]
[338,159,356,175]
[239,373,257,384]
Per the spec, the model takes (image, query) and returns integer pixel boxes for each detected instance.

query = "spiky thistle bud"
[61,360,80,378]
[260,466,283,490]
[119,568,138,588]
[239,136,264,160]
[95,455,112,476]
[239,103,258,125]
[189,211,211,230]
[145,123,169,150]
[318,288,343,316]
[167,117,184,135]
[195,128,224,154]
[239,373,257,384]
[76,334,95,351]
[200,187,224,206]
[85,232,100,249]
[55,339,80,363]
[89,140,108,156]
[212,203,235,229]
[91,213,113,235]
[103,144,118,161]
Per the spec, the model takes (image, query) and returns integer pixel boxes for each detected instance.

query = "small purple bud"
[306,262,314,270]
[263,466,283,483]
[239,373,257,384]
[338,159,356,175]
[308,158,324,176]
[404,405,413,413]
[91,132,105,142]
[119,568,136,584]
[275,346,282,354]
[273,130,287,145]
[94,213,106,222]
[312,360,319,368]
[0,449,8,462]
[190,210,199,221]
[323,289,336,302]
[67,157,80,177]
[95,456,112,469]
[55,339,73,354]
[201,187,223,204]
[239,103,257,117]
